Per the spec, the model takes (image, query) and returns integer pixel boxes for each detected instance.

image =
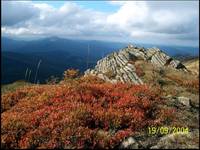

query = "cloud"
[2,2,108,39]
[1,1,199,46]
[107,2,149,28]
[2,26,42,36]
[2,1,40,26]
[107,1,199,46]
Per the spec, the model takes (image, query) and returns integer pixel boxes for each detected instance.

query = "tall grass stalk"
[24,68,28,81]
[34,59,42,84]
[28,70,32,82]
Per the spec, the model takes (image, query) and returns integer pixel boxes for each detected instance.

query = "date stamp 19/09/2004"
[147,126,189,135]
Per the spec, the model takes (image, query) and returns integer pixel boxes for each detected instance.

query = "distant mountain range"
[1,36,199,84]
[2,37,128,84]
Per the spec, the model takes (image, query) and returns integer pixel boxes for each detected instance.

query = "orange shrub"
[79,75,105,84]
[63,69,79,79]
[1,90,27,113]
[1,80,171,149]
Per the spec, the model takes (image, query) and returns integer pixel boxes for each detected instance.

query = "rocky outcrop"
[85,44,188,84]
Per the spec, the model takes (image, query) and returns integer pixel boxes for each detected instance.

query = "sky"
[1,1,199,47]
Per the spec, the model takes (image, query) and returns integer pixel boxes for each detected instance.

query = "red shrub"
[1,80,171,149]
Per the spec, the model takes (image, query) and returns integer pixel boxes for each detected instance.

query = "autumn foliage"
[63,69,80,79]
[1,77,171,149]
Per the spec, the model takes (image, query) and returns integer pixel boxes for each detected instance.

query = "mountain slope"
[1,51,90,84]
[1,37,128,84]
[2,37,128,59]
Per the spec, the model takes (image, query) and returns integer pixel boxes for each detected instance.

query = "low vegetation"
[134,60,199,96]
[1,80,31,94]
[183,58,199,76]
[1,67,198,149]
[63,69,80,80]
[1,72,174,149]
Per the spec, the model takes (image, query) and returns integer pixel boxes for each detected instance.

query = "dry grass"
[104,70,116,79]
[133,60,199,97]
[183,58,199,75]
[1,81,31,94]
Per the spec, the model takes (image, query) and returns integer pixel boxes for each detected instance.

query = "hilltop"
[1,45,199,149]
[85,45,199,98]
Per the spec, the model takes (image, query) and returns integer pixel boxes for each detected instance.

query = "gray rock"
[150,130,199,149]
[119,137,139,149]
[177,96,191,107]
